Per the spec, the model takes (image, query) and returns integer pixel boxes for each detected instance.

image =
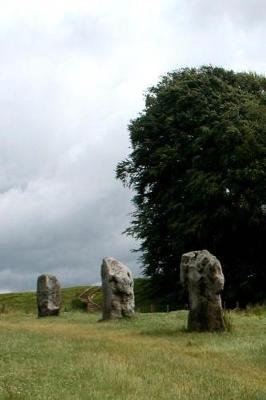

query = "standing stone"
[37,274,61,317]
[101,257,134,320]
[180,250,225,331]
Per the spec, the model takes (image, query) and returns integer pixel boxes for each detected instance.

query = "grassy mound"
[0,286,92,313]
[0,278,164,314]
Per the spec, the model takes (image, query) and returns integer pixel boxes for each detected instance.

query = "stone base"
[188,302,225,332]
[38,307,60,317]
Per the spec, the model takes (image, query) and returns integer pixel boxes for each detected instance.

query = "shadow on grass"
[139,326,187,337]
[139,326,233,337]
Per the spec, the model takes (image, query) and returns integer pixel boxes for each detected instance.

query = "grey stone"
[101,257,134,320]
[180,250,225,331]
[37,274,61,317]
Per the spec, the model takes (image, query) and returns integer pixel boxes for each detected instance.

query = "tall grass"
[0,309,266,399]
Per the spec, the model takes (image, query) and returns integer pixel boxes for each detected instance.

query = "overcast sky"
[0,0,266,292]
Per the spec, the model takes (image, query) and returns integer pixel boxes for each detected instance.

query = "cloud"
[0,0,265,291]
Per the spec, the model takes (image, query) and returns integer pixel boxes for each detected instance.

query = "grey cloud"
[0,0,265,292]
[0,182,138,291]
[186,0,266,28]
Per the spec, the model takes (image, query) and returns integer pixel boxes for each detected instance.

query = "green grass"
[0,286,96,313]
[0,310,266,399]
[0,278,158,314]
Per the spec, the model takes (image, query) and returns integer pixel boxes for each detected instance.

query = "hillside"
[0,286,92,313]
[0,278,159,314]
[0,278,186,314]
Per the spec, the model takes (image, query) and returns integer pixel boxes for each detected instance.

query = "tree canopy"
[116,66,266,306]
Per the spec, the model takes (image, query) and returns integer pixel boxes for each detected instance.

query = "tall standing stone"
[180,250,225,331]
[101,257,135,320]
[37,274,61,317]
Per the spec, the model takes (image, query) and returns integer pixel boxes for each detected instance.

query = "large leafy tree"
[116,66,266,306]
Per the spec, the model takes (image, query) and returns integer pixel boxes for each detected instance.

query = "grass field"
[0,309,266,399]
[0,286,96,313]
[0,278,174,314]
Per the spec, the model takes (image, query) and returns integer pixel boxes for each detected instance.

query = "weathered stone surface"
[180,250,225,331]
[37,274,61,317]
[101,257,134,320]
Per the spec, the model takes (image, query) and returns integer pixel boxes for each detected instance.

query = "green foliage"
[223,310,234,332]
[116,66,266,306]
[134,277,184,312]
[245,304,266,317]
[133,278,153,309]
